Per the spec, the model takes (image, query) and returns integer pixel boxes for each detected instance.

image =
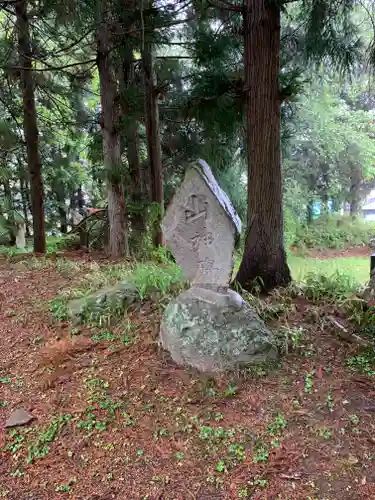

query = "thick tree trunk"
[97,0,129,258]
[236,1,290,292]
[119,47,146,241]
[16,0,46,253]
[142,9,164,247]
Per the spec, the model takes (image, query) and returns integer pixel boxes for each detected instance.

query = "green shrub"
[289,215,375,250]
[46,235,79,252]
[284,208,301,250]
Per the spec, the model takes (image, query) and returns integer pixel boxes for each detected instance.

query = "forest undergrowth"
[0,250,375,499]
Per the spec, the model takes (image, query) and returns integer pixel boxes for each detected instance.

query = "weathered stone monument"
[15,221,26,249]
[160,159,278,372]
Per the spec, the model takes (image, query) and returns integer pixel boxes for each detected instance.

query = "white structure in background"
[363,189,375,221]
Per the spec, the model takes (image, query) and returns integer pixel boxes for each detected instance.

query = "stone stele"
[160,159,278,372]
[161,158,241,290]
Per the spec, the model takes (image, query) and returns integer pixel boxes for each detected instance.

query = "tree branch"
[207,0,243,13]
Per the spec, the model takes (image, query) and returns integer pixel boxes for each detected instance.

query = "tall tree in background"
[142,2,164,247]
[236,0,290,290]
[16,0,46,253]
[97,0,129,257]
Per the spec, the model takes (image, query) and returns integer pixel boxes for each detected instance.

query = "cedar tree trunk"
[236,0,290,292]
[16,0,46,253]
[142,9,164,247]
[119,46,146,239]
[97,0,129,258]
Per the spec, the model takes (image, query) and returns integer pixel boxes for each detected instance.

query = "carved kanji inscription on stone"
[161,160,242,288]
[183,194,208,223]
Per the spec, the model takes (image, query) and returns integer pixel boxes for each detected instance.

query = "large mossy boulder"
[68,281,139,324]
[160,287,278,372]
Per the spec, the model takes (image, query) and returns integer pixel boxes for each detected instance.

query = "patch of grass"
[240,359,281,379]
[27,414,72,463]
[0,246,32,257]
[55,258,81,274]
[3,429,28,454]
[304,371,314,394]
[346,348,375,376]
[327,390,334,411]
[277,325,306,353]
[289,255,368,286]
[223,384,238,397]
[131,262,185,300]
[317,427,333,440]
[75,378,126,435]
[253,443,269,463]
[91,330,117,342]
[55,478,76,493]
[198,425,235,441]
[298,270,360,302]
[51,259,185,328]
[50,297,69,322]
[267,413,287,436]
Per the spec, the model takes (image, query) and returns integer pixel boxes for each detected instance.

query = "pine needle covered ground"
[0,250,375,499]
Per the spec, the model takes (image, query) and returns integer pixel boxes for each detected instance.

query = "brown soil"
[0,253,375,499]
[291,246,371,259]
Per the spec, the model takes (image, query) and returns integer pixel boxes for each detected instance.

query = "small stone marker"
[5,408,34,428]
[160,159,277,372]
[15,221,26,249]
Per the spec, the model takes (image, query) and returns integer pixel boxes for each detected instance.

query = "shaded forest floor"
[1,252,375,499]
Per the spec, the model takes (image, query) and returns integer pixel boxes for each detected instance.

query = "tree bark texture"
[142,9,164,247]
[16,0,46,253]
[119,46,146,239]
[97,0,129,258]
[236,0,290,292]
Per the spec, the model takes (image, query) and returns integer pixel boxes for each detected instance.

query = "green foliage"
[131,262,185,300]
[289,216,375,250]
[27,414,72,463]
[301,270,359,302]
[347,347,375,376]
[50,297,69,322]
